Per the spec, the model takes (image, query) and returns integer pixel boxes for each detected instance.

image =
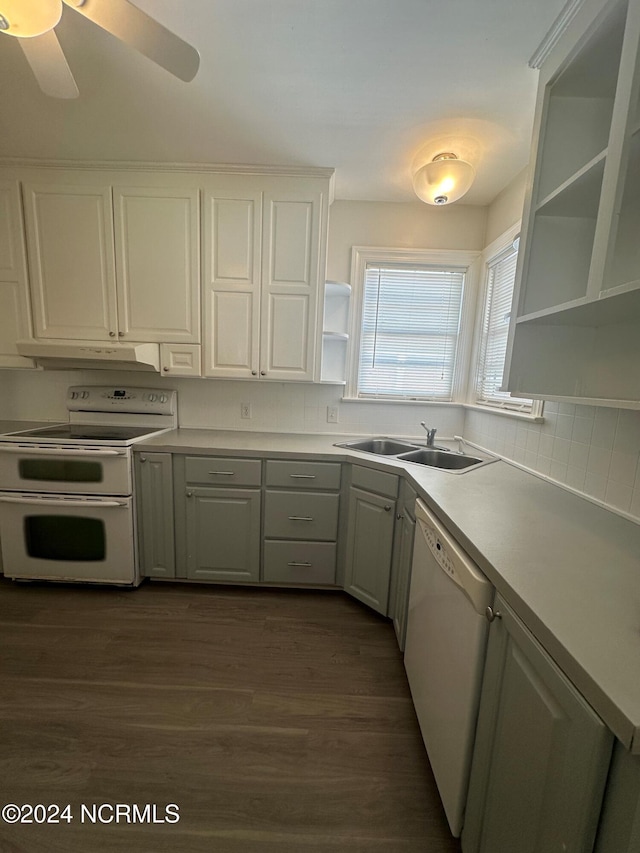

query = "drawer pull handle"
[290,474,316,479]
[287,561,312,567]
[209,471,235,476]
[288,515,314,521]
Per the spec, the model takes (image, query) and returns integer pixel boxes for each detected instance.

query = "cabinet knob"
[163,367,169,372]
[140,456,146,463]
[118,331,124,337]
[251,370,257,376]
[485,606,502,623]
[397,513,402,520]
[260,371,266,376]
[186,491,193,498]
[109,331,116,337]
[384,505,391,511]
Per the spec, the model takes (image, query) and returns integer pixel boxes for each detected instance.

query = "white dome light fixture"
[413,152,476,206]
[0,0,62,38]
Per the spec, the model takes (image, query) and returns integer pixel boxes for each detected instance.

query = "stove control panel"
[66,386,176,416]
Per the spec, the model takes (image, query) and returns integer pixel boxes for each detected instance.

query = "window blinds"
[357,264,465,400]
[476,248,532,410]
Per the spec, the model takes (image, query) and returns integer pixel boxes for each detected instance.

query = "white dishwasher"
[404,498,493,838]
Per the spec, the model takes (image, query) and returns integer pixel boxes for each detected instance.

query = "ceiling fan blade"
[63,0,200,82]
[19,30,79,98]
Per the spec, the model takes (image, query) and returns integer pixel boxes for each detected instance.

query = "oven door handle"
[0,446,126,457]
[0,495,127,508]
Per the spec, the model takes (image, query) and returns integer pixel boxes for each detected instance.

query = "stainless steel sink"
[335,438,421,455]
[396,448,484,470]
[334,436,495,473]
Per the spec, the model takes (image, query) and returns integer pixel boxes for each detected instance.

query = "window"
[474,240,534,412]
[349,248,478,401]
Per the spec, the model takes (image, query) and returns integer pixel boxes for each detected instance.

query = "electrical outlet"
[241,403,252,419]
[327,405,339,423]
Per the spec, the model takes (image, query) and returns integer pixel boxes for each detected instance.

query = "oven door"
[0,493,138,585]
[0,444,131,495]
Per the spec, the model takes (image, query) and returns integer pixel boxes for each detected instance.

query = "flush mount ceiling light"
[0,0,200,99]
[413,153,476,206]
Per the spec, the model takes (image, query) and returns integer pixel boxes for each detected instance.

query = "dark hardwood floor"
[0,578,461,853]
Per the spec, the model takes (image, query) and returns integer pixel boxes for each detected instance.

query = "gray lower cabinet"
[174,455,262,583]
[594,741,640,853]
[388,480,417,650]
[263,459,341,586]
[462,594,613,853]
[185,487,261,582]
[135,451,175,578]
[344,465,398,615]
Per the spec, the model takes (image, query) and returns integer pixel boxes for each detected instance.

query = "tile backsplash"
[464,403,640,521]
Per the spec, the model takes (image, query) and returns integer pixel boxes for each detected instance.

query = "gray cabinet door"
[344,486,395,615]
[185,487,261,582]
[135,452,175,578]
[462,595,613,853]
[389,509,415,651]
[594,741,640,853]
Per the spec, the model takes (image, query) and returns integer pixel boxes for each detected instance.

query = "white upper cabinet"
[203,177,329,381]
[113,187,200,343]
[24,183,118,341]
[203,185,262,377]
[504,0,640,407]
[0,181,34,367]
[23,180,200,344]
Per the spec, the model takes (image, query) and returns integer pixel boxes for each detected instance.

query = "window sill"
[463,403,544,423]
[341,398,464,407]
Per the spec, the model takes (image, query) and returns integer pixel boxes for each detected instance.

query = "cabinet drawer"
[184,456,261,486]
[264,490,339,541]
[265,460,341,490]
[351,464,398,498]
[263,541,336,585]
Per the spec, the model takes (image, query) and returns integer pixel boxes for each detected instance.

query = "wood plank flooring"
[0,579,462,853]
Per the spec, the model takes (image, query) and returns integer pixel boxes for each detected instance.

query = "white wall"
[327,199,487,283]
[483,168,527,247]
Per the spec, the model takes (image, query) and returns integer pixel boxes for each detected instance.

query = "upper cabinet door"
[202,187,262,377]
[260,188,323,381]
[113,187,200,343]
[0,181,34,367]
[23,184,117,341]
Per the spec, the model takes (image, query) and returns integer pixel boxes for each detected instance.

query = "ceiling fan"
[0,0,200,98]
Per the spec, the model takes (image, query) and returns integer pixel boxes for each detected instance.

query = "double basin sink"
[335,437,495,473]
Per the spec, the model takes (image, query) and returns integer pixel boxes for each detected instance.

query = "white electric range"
[0,385,176,586]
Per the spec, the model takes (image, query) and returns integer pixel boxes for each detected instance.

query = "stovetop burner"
[11,424,161,442]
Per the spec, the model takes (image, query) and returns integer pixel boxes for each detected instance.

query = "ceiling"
[0,0,567,205]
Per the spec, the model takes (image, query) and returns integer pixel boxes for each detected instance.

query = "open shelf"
[507,319,640,407]
[535,151,606,215]
[320,280,351,383]
[518,280,640,327]
[535,3,625,201]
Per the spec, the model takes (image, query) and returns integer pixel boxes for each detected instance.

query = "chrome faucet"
[420,422,437,447]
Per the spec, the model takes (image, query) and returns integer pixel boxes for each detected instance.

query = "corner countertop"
[141,428,640,752]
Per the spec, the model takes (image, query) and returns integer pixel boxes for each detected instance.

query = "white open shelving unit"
[505,0,640,408]
[320,280,351,383]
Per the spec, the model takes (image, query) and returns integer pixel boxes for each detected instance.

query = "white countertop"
[122,428,640,752]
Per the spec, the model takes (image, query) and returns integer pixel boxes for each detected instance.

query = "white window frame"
[467,224,543,420]
[345,246,481,403]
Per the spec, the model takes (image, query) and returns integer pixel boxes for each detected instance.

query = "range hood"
[16,341,161,372]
